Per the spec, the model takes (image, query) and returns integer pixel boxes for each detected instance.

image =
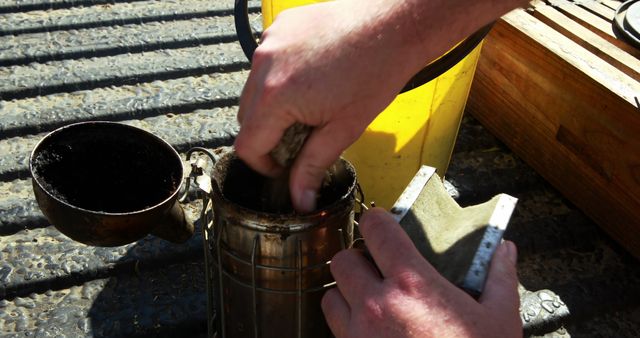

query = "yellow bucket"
[235,0,489,208]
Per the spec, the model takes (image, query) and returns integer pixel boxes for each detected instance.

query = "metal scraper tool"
[389,166,518,297]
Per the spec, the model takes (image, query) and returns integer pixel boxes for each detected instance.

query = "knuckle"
[360,297,385,321]
[259,79,282,105]
[330,249,357,271]
[250,46,274,68]
[359,210,392,245]
[391,269,428,295]
[301,160,326,178]
[294,159,329,190]
[251,77,285,112]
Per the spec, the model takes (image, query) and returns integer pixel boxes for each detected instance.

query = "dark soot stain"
[221,157,352,214]
[33,125,180,213]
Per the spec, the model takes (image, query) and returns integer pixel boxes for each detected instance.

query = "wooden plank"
[548,0,640,57]
[575,0,616,20]
[549,0,614,36]
[532,2,640,80]
[468,9,640,259]
[598,0,623,11]
[507,9,640,104]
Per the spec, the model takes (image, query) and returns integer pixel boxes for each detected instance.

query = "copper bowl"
[30,121,193,247]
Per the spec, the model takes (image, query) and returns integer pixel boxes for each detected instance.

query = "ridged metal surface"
[0,0,148,13]
[0,72,244,135]
[0,103,242,179]
[0,43,248,100]
[0,0,260,35]
[0,203,204,300]
[0,15,256,66]
[1,0,639,337]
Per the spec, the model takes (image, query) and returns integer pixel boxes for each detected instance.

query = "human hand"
[234,0,529,213]
[235,0,414,212]
[321,208,522,338]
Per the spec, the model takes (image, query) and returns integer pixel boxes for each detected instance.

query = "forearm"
[235,0,529,212]
[347,0,529,86]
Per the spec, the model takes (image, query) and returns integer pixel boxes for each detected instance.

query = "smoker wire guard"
[180,147,366,338]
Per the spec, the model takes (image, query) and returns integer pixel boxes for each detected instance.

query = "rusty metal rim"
[210,151,359,233]
[29,120,184,216]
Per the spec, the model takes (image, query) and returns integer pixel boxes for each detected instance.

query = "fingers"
[234,75,295,177]
[321,288,350,338]
[357,208,437,278]
[329,249,382,306]
[479,241,520,318]
[234,120,286,177]
[289,121,362,212]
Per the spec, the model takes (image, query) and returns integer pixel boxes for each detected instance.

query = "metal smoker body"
[187,149,357,338]
[28,122,521,337]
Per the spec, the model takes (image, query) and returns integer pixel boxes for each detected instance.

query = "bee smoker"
[29,122,516,338]
[184,148,359,338]
[29,121,358,338]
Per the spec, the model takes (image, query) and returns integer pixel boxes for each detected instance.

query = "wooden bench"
[468,0,640,259]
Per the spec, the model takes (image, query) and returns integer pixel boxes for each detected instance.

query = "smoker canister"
[197,151,358,338]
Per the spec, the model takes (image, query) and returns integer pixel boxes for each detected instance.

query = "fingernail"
[297,189,317,213]
[501,241,517,265]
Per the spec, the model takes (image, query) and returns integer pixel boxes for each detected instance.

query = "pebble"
[14,297,36,309]
[61,261,72,274]
[0,265,12,281]
[77,318,91,333]
[14,317,28,331]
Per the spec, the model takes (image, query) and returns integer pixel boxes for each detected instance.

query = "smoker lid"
[614,0,640,48]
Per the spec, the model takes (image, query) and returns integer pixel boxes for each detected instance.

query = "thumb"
[479,241,520,319]
[289,122,361,213]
